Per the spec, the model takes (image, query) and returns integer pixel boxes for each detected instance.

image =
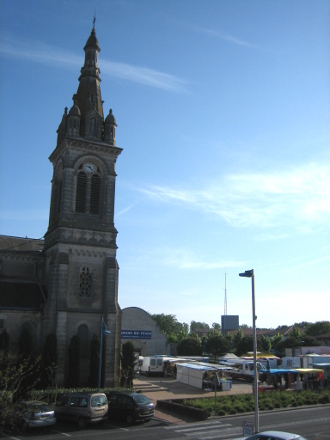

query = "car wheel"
[78,417,87,429]
[21,420,28,432]
[126,414,134,424]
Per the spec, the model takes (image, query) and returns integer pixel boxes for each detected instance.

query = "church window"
[79,266,91,297]
[90,174,101,214]
[75,164,101,215]
[75,172,87,213]
[90,117,96,137]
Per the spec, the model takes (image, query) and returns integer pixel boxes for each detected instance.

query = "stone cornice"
[44,227,117,250]
[49,139,122,164]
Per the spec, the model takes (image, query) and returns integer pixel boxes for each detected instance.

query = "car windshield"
[27,403,52,412]
[133,395,151,404]
[91,395,107,407]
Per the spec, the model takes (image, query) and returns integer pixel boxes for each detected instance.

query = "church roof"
[0,277,47,310]
[0,235,44,252]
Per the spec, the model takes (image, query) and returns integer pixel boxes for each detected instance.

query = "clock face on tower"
[83,163,96,173]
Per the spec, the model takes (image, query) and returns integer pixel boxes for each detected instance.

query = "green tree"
[150,314,188,343]
[89,334,100,388]
[206,331,231,361]
[120,342,136,388]
[177,336,203,356]
[212,322,221,331]
[258,335,272,353]
[41,333,57,388]
[302,335,320,346]
[271,333,284,357]
[17,328,39,395]
[231,329,244,353]
[0,351,41,432]
[283,327,303,350]
[235,335,253,356]
[190,321,209,334]
[305,321,330,337]
[67,335,80,388]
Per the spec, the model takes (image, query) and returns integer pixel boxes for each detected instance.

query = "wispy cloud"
[161,248,245,270]
[191,24,255,48]
[0,36,187,92]
[131,247,245,271]
[139,163,330,230]
[116,202,139,217]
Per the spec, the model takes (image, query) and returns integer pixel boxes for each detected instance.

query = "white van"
[140,356,165,376]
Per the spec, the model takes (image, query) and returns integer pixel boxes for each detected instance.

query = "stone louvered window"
[75,164,101,215]
[75,172,87,213]
[79,266,91,297]
[90,174,101,214]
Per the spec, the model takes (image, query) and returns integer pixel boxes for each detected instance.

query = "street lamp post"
[239,269,259,433]
[98,317,111,392]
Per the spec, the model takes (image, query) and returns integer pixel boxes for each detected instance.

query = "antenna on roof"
[224,269,228,315]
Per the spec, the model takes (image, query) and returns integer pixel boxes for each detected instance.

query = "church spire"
[75,27,103,119]
[56,27,119,145]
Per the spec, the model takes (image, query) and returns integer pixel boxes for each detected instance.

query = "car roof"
[252,431,302,439]
[64,392,105,396]
[112,392,142,397]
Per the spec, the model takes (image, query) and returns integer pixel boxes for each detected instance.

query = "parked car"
[1,401,56,432]
[107,392,154,424]
[235,431,308,440]
[54,392,108,428]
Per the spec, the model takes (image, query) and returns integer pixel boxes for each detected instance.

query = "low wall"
[156,398,208,421]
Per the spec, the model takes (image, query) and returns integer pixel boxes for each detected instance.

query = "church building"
[0,26,122,387]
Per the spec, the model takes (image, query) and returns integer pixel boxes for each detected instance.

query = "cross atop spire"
[93,13,96,30]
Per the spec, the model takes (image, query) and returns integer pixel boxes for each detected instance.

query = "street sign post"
[243,421,254,436]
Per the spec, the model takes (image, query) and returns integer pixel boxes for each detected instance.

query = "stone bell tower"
[43,25,122,387]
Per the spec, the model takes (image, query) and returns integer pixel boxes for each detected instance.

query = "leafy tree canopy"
[258,334,272,353]
[206,332,231,361]
[305,321,330,336]
[177,336,203,356]
[150,313,188,343]
[120,341,136,388]
[0,351,41,432]
[190,321,209,333]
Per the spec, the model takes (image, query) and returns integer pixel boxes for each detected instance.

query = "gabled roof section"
[0,235,44,252]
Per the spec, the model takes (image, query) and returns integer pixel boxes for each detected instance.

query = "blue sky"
[1,0,329,329]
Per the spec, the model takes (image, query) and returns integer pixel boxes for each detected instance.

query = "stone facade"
[0,27,122,388]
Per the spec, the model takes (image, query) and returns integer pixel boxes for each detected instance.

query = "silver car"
[54,392,108,428]
[235,431,307,440]
[11,401,56,432]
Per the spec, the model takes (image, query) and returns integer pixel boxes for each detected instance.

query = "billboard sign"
[121,330,152,339]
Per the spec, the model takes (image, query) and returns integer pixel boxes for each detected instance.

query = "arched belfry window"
[75,172,87,213]
[89,117,96,137]
[75,163,101,215]
[90,174,101,214]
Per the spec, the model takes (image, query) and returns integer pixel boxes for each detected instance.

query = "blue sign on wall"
[121,330,152,339]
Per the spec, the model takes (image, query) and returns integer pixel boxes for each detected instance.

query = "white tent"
[176,362,229,389]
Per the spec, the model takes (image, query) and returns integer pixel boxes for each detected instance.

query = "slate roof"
[0,235,44,252]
